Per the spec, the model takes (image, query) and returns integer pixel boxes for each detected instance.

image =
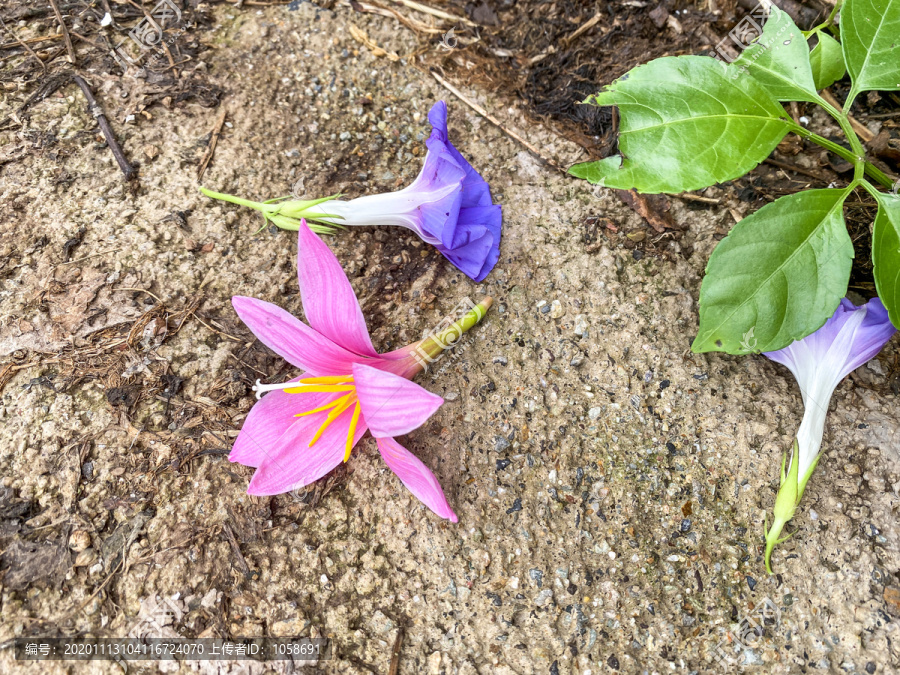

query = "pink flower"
[229,221,491,521]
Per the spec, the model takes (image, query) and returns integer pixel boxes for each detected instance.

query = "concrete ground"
[1,2,899,673]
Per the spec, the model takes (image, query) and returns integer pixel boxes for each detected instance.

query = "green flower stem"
[199,187,339,234]
[765,440,823,574]
[416,298,493,363]
[200,188,278,213]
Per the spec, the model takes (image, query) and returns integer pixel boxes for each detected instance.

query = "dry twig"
[0,16,46,72]
[430,70,565,173]
[72,75,137,180]
[387,0,475,26]
[197,107,227,181]
[49,0,77,64]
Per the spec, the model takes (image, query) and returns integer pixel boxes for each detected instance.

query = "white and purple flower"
[201,101,502,282]
[763,297,896,572]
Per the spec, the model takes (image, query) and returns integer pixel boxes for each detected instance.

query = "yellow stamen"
[344,403,361,462]
[298,375,355,385]
[308,394,357,447]
[273,372,362,461]
[294,397,344,418]
[283,384,355,394]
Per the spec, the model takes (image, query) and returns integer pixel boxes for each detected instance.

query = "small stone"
[69,531,91,552]
[588,407,603,420]
[506,498,522,514]
[427,652,442,675]
[200,588,218,609]
[867,359,886,376]
[339,131,351,141]
[680,519,691,533]
[444,392,459,401]
[143,144,159,160]
[746,576,757,591]
[529,568,543,587]
[549,300,565,319]
[493,436,511,452]
[492,355,508,366]
[535,589,553,606]
[540,304,551,314]
[74,548,97,568]
[496,458,511,471]
[573,314,588,337]
[844,463,862,476]
[570,353,585,367]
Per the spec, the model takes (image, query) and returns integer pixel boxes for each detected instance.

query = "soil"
[1,1,899,674]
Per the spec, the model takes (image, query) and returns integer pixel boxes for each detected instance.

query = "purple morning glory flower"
[201,101,502,282]
[762,297,896,572]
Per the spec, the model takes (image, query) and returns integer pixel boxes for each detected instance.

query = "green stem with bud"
[199,187,343,234]
[764,440,822,574]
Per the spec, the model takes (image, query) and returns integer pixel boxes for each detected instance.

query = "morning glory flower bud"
[762,297,896,572]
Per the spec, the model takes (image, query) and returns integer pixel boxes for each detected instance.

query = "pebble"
[588,407,603,420]
[69,531,91,552]
[570,353,585,367]
[574,314,588,337]
[74,548,97,568]
[549,300,565,319]
[493,436,510,452]
[882,586,900,611]
[492,355,508,366]
[535,589,553,606]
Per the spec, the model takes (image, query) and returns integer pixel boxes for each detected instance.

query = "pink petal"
[376,436,457,522]
[247,401,368,495]
[232,296,365,376]
[296,222,378,357]
[352,363,442,437]
[230,374,346,468]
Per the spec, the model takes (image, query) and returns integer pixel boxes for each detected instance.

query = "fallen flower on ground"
[201,101,502,282]
[762,297,896,572]
[230,221,492,521]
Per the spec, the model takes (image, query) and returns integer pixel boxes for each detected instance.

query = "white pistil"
[252,376,355,400]
[252,379,299,399]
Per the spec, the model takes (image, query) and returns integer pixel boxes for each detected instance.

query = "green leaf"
[872,191,900,327]
[569,56,791,193]
[692,188,854,354]
[841,0,900,94]
[730,6,818,102]
[809,32,847,90]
